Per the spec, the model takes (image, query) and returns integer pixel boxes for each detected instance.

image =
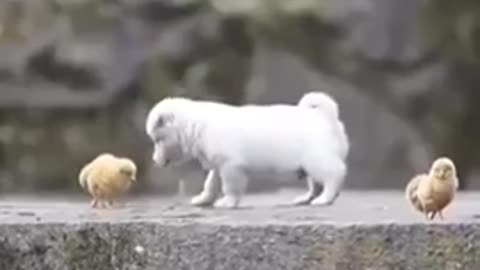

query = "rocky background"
[0,0,479,195]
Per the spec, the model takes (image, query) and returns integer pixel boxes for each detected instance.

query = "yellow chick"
[405,157,459,220]
[78,153,137,208]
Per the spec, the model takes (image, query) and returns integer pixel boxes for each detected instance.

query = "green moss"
[56,0,119,33]
[421,0,480,61]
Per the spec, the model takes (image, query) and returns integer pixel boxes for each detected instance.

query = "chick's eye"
[119,169,130,176]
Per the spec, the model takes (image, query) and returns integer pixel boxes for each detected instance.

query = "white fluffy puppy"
[145,97,347,208]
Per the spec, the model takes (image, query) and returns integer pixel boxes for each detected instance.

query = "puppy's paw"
[310,196,335,206]
[190,192,216,207]
[213,196,240,209]
[290,193,314,206]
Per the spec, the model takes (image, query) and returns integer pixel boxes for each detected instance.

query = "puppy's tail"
[298,92,339,121]
[298,91,349,158]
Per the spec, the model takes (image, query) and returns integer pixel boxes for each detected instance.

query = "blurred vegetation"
[418,0,480,186]
[1,0,480,192]
[0,0,252,193]
[421,0,480,62]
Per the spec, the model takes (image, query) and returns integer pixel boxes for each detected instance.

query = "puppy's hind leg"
[309,158,347,206]
[191,170,221,207]
[291,177,322,206]
[214,165,248,209]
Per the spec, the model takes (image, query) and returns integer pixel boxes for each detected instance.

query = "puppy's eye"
[156,116,165,128]
[155,113,174,128]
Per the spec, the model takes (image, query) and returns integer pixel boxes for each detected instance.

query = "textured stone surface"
[0,190,479,269]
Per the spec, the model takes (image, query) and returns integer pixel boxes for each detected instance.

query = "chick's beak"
[439,169,447,179]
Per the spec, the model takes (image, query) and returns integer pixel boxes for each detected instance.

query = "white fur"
[146,97,347,208]
[295,91,350,205]
[297,91,349,161]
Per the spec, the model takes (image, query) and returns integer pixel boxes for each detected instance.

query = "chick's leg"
[428,211,436,220]
[438,210,445,220]
[100,200,109,209]
[91,198,106,209]
[106,199,114,208]
[90,186,107,208]
[96,199,104,208]
[93,193,107,209]
[419,201,432,220]
[90,198,99,208]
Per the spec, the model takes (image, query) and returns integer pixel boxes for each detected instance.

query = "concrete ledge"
[0,191,479,269]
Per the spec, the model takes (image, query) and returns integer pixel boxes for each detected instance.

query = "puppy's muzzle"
[152,153,171,167]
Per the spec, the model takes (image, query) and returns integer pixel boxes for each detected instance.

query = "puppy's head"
[145,97,191,167]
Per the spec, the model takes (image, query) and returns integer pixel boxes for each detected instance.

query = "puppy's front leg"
[191,170,221,207]
[291,177,322,205]
[214,165,248,209]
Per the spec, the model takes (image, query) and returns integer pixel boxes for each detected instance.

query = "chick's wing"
[406,173,428,212]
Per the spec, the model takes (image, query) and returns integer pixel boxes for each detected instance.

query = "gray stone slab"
[0,190,479,269]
